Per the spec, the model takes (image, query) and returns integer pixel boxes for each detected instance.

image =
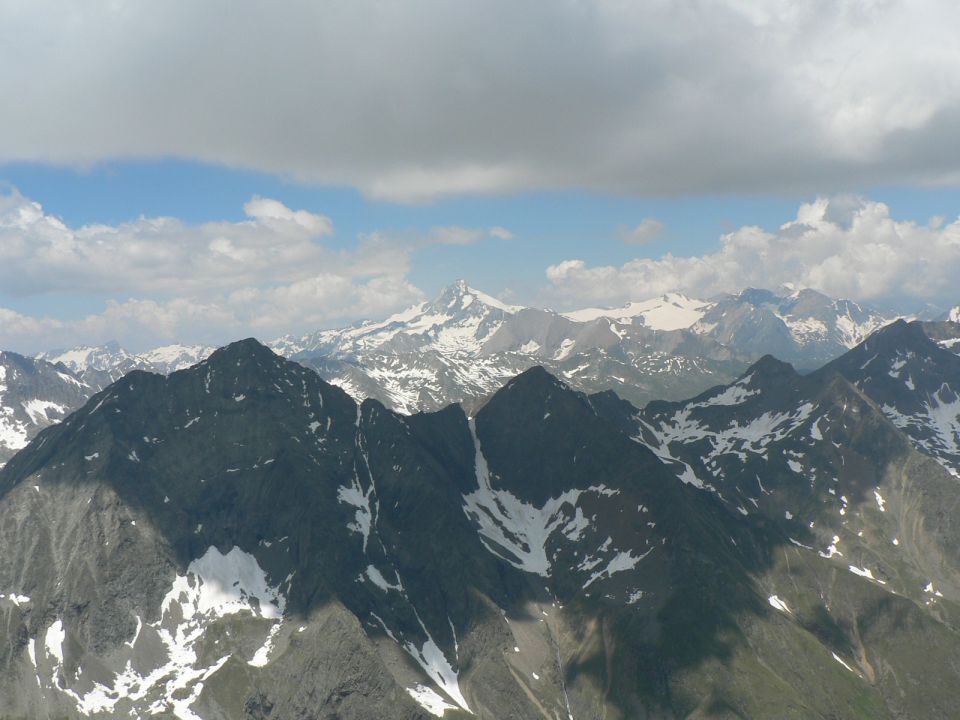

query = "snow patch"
[406,684,460,717]
[403,636,471,714]
[832,652,858,674]
[44,619,66,664]
[22,399,67,424]
[56,546,286,718]
[463,419,627,578]
[849,565,886,584]
[874,489,886,512]
[819,536,842,559]
[768,595,791,614]
[562,293,711,331]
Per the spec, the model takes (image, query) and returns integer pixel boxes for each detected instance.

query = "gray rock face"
[695,287,893,369]
[819,319,960,474]
[0,352,91,466]
[3,326,960,718]
[923,317,960,355]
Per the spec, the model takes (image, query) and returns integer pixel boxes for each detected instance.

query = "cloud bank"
[0,190,505,352]
[1,191,956,352]
[545,196,960,308]
[1,1,959,200]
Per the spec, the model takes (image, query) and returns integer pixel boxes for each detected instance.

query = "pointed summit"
[740,354,799,384]
[480,365,579,427]
[428,279,521,315]
[499,364,569,397]
[815,319,942,386]
[207,337,277,363]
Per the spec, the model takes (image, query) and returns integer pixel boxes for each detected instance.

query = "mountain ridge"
[27,281,913,417]
[3,324,960,717]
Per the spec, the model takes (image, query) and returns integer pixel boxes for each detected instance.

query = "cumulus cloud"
[621,218,664,245]
[545,195,960,307]
[0,190,341,297]
[0,189,490,351]
[1,1,959,200]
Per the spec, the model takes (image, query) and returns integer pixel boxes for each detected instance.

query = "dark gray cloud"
[1,1,958,200]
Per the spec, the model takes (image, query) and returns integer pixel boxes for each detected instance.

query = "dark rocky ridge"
[1,331,960,718]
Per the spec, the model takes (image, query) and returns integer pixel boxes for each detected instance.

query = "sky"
[1,0,959,353]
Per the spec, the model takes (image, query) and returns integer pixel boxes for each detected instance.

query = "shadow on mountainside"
[2,336,960,718]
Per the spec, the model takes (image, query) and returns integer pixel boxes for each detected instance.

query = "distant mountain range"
[36,342,216,390]
[0,344,216,466]
[2,306,960,718]
[0,351,90,466]
[1,283,956,467]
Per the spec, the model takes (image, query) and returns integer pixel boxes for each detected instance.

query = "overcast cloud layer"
[2,1,960,201]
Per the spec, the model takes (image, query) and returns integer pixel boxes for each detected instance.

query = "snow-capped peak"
[39,342,215,375]
[139,344,216,373]
[948,306,960,323]
[38,341,137,374]
[429,279,522,314]
[272,281,522,359]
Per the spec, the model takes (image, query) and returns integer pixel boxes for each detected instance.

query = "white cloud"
[428,226,485,246]
[621,218,663,245]
[0,190,339,297]
[545,195,960,307]
[0,190,475,351]
[489,226,515,241]
[243,196,334,235]
[1,1,959,200]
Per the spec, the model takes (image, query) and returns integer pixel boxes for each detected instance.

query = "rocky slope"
[0,352,91,466]
[38,342,216,391]
[923,315,960,355]
[3,329,960,718]
[940,305,960,323]
[820,320,960,476]
[692,287,893,368]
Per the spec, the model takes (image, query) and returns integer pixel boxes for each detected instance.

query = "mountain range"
[36,343,217,391]
[1,306,960,718]
[0,345,215,467]
[4,283,955,470]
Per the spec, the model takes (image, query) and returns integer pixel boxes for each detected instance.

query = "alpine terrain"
[270,281,894,414]
[38,343,217,391]
[23,283,897,419]
[0,353,91,467]
[1,310,960,718]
